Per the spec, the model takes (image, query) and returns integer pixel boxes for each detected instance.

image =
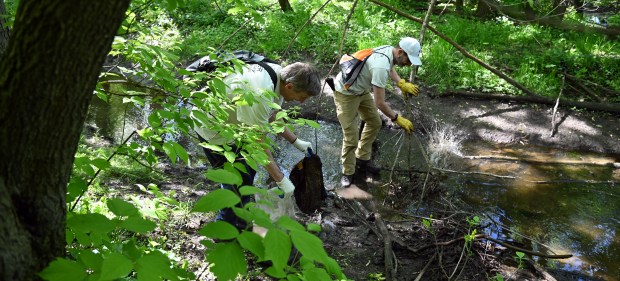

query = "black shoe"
[341,175,353,187]
[356,158,381,175]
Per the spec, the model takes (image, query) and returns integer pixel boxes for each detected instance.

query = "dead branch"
[440,90,620,114]
[284,0,331,55]
[368,0,538,97]
[549,74,564,137]
[409,0,437,82]
[462,155,620,168]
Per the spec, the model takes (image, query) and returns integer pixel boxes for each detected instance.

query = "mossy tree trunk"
[278,0,293,12]
[0,0,9,54]
[0,0,130,280]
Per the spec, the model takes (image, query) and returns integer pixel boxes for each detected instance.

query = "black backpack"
[185,50,279,91]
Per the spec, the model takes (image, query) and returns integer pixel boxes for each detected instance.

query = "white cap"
[399,37,422,66]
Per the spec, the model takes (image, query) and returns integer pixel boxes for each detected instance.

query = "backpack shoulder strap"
[251,61,278,92]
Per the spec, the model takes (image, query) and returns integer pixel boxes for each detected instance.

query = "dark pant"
[199,137,256,231]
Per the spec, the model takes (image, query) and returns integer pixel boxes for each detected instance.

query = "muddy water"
[87,99,619,280]
[456,144,620,281]
[270,122,620,280]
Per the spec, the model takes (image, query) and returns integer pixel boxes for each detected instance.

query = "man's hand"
[397,79,420,98]
[276,177,295,194]
[292,138,313,156]
[394,115,414,133]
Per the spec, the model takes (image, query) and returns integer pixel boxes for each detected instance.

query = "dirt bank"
[294,82,620,156]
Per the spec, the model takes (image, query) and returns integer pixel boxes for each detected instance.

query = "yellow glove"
[393,114,414,133]
[397,79,420,98]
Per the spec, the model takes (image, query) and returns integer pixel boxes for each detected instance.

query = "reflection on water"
[86,97,619,280]
[458,144,620,281]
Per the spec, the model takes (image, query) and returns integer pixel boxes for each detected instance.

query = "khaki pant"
[333,91,382,176]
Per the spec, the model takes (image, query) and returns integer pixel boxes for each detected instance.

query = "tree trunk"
[0,0,130,280]
[0,0,10,54]
[278,0,293,12]
[455,0,464,14]
[550,0,568,23]
[475,0,495,18]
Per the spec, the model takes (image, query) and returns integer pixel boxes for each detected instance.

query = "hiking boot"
[356,158,381,175]
[341,174,353,187]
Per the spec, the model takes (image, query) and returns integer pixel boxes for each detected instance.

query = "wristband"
[391,114,399,122]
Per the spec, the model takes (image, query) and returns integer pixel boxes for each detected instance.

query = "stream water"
[86,96,620,280]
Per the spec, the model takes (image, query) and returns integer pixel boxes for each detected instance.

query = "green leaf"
[302,267,332,281]
[78,251,103,271]
[207,242,247,281]
[264,228,291,270]
[304,119,320,129]
[90,158,111,170]
[224,151,236,163]
[237,231,265,260]
[107,198,139,217]
[148,112,161,128]
[199,142,224,152]
[162,142,177,164]
[67,213,116,234]
[192,189,240,213]
[307,223,322,233]
[136,251,176,280]
[275,216,305,232]
[39,258,86,281]
[239,185,262,196]
[205,169,242,185]
[198,221,239,240]
[275,111,288,120]
[121,217,157,233]
[99,253,133,281]
[172,142,189,165]
[290,229,329,262]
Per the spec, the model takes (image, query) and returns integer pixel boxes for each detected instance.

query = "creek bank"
[292,83,620,156]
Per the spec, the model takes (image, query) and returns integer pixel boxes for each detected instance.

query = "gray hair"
[280,62,321,97]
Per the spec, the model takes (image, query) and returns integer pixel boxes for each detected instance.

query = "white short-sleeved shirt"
[193,62,283,144]
[335,46,393,95]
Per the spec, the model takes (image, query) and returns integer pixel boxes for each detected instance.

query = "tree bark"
[278,0,293,12]
[0,0,10,54]
[0,0,130,280]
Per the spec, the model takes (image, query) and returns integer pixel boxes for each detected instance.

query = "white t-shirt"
[335,46,393,95]
[193,62,283,144]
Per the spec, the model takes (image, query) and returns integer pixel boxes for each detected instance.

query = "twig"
[549,73,565,137]
[285,0,332,55]
[218,17,253,50]
[70,131,137,211]
[414,252,437,281]
[409,0,437,83]
[461,155,620,168]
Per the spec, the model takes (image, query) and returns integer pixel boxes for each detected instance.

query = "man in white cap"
[333,37,423,187]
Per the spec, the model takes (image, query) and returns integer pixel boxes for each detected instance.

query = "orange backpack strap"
[339,48,374,91]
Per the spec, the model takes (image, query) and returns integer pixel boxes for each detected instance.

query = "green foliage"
[514,251,527,269]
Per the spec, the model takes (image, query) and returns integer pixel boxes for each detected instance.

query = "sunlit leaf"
[107,198,139,217]
[198,221,239,240]
[205,168,242,185]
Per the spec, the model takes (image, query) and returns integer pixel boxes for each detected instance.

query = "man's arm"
[389,68,403,83]
[372,85,397,120]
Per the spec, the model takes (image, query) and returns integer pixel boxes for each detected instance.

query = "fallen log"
[462,155,620,168]
[440,90,620,114]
